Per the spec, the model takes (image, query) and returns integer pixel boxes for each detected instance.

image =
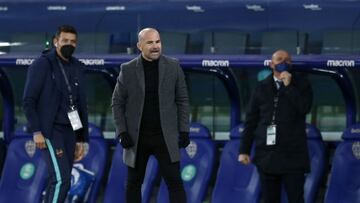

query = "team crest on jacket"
[185,141,197,159]
[352,142,360,159]
[25,140,36,158]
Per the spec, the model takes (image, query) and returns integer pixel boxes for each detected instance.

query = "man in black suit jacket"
[238,50,313,203]
[23,25,88,203]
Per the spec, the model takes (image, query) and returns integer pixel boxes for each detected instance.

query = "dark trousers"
[126,133,186,203]
[43,124,76,203]
[259,170,305,203]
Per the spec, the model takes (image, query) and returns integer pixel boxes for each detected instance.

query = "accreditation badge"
[266,124,276,145]
[67,107,83,131]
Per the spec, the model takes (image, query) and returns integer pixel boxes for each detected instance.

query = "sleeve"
[22,57,48,133]
[78,64,89,142]
[282,74,313,115]
[239,85,260,155]
[111,65,129,137]
[175,62,190,133]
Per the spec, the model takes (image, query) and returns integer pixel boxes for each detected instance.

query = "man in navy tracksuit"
[23,25,89,203]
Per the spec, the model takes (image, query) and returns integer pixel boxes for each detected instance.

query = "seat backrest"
[261,31,308,55]
[0,132,47,203]
[160,32,188,54]
[157,123,216,203]
[281,124,326,203]
[76,32,110,54]
[212,123,261,203]
[103,144,159,203]
[324,123,360,203]
[322,31,360,54]
[9,32,47,53]
[203,31,248,54]
[71,123,108,203]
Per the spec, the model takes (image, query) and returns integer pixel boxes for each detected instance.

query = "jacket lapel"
[135,55,145,93]
[158,55,167,89]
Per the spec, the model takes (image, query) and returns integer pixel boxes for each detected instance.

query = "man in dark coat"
[112,28,190,203]
[23,25,88,203]
[238,50,313,203]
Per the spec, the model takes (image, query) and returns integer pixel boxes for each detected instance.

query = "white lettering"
[351,128,360,134]
[190,127,200,133]
[47,6,67,11]
[327,60,355,67]
[264,59,271,67]
[105,6,126,11]
[0,6,8,11]
[79,59,105,66]
[202,60,229,67]
[16,59,35,65]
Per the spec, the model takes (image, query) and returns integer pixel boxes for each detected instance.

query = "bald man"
[238,50,313,203]
[112,28,189,203]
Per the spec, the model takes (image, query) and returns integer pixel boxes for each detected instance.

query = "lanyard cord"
[57,58,74,108]
[271,91,280,124]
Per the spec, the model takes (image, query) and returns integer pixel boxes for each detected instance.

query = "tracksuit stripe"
[45,139,62,203]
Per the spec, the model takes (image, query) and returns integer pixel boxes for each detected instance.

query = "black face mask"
[60,45,75,59]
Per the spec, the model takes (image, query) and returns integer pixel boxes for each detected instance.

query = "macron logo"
[16,58,35,65]
[202,60,229,67]
[327,60,355,67]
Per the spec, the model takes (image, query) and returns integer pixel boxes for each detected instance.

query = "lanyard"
[271,90,280,124]
[57,58,75,109]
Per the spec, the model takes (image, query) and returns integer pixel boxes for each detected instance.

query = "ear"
[53,38,58,47]
[137,42,142,52]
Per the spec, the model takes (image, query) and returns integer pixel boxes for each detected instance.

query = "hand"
[74,142,85,162]
[280,71,292,86]
[119,132,134,148]
[179,132,190,148]
[238,154,251,165]
[33,133,46,149]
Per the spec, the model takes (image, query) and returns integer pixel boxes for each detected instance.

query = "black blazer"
[239,73,313,174]
[23,49,89,142]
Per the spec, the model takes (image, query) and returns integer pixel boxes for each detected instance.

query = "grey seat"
[322,31,360,54]
[203,32,248,54]
[109,32,137,54]
[261,31,308,55]
[160,32,188,54]
[0,33,11,54]
[76,32,110,54]
[9,33,48,53]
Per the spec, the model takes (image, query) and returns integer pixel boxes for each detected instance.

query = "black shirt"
[54,57,79,125]
[140,56,162,135]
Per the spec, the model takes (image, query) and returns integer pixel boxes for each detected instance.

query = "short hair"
[55,25,77,38]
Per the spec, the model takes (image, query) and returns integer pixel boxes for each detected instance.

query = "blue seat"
[68,123,108,203]
[0,131,47,203]
[281,124,326,203]
[211,124,261,203]
[324,123,360,203]
[103,144,159,203]
[157,123,216,203]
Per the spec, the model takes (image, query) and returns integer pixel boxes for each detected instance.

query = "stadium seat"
[261,31,308,55]
[9,32,48,53]
[109,32,137,54]
[281,124,327,203]
[203,31,248,54]
[68,123,108,203]
[76,32,110,54]
[103,144,159,203]
[160,32,188,54]
[324,123,360,203]
[322,31,360,54]
[157,122,216,203]
[211,123,261,203]
[0,33,11,54]
[0,130,47,203]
